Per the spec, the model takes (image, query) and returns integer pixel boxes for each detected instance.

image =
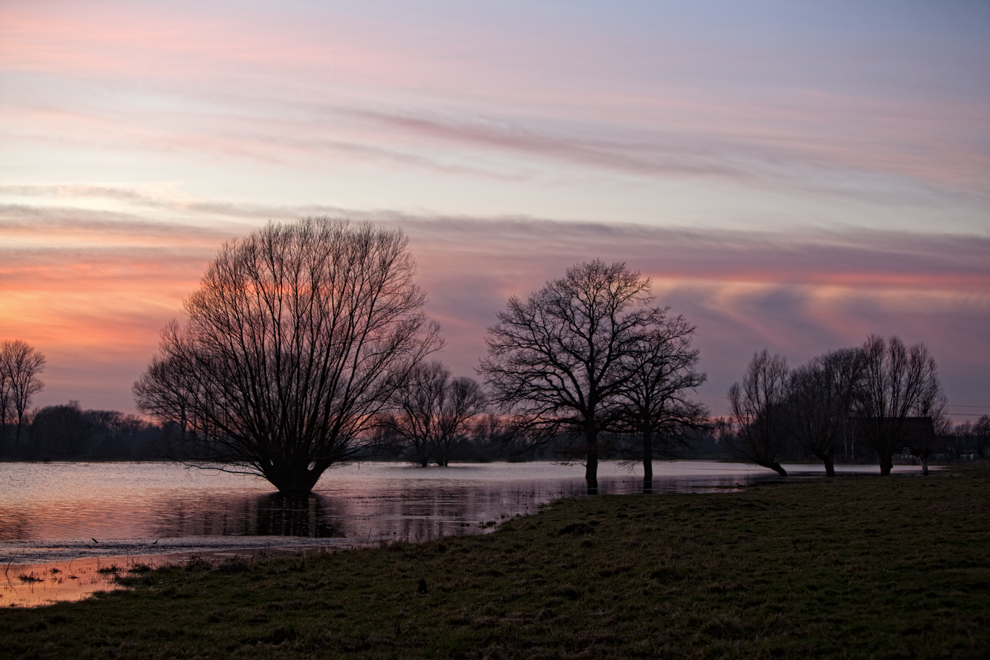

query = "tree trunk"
[879,453,893,476]
[274,471,322,496]
[585,455,598,494]
[823,453,835,478]
[584,438,598,495]
[642,429,653,494]
[761,461,787,477]
[921,455,929,476]
[267,457,334,495]
[584,419,599,494]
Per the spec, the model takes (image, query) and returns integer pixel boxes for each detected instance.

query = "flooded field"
[1,460,918,606]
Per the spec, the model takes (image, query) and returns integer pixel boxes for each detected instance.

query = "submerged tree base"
[759,460,788,477]
[2,464,988,659]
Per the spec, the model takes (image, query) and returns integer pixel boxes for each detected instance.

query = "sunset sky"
[1,0,988,422]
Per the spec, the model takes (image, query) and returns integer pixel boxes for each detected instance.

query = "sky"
[1,0,988,423]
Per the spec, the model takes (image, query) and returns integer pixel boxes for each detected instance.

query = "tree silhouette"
[0,339,46,452]
[615,313,708,492]
[382,361,486,466]
[29,401,91,459]
[726,350,790,476]
[853,335,945,476]
[134,218,441,494]
[973,415,990,458]
[787,348,865,477]
[480,260,663,493]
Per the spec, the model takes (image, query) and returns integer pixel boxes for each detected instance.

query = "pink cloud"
[2,208,987,420]
[3,3,987,197]
[396,218,990,417]
[0,2,450,86]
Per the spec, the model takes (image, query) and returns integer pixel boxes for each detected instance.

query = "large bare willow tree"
[134,219,441,494]
[787,348,865,477]
[726,350,790,477]
[480,260,663,493]
[854,335,945,476]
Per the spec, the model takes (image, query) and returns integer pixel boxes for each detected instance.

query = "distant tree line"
[7,219,985,492]
[4,391,982,469]
[721,337,986,477]
[0,401,171,461]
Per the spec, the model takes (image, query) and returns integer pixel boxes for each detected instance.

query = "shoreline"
[1,534,380,566]
[2,540,373,608]
[2,465,986,657]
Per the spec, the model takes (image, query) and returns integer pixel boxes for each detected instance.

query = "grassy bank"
[3,466,988,659]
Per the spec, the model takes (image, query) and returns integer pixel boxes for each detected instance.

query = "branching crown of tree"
[383,361,486,467]
[0,339,46,449]
[853,334,945,476]
[726,350,790,476]
[134,218,442,494]
[616,313,709,488]
[480,260,664,492]
[0,350,9,431]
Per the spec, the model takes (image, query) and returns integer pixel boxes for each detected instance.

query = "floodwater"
[0,460,918,606]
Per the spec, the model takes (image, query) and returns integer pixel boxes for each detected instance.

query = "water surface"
[0,460,921,606]
[1,460,913,564]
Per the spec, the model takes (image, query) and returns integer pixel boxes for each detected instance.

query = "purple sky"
[1,1,988,421]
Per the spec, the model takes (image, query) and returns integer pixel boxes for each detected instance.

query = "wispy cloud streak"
[3,3,988,203]
[2,205,986,414]
[2,1,988,415]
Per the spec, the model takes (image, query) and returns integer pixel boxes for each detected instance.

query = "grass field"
[2,465,988,659]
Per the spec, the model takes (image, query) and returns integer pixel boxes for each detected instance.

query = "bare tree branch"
[134,218,442,494]
[726,350,790,476]
[479,260,662,493]
[854,335,945,475]
[0,339,46,452]
[381,361,486,466]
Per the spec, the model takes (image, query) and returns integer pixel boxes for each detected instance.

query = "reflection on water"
[1,460,919,566]
[150,492,345,539]
[1,557,124,608]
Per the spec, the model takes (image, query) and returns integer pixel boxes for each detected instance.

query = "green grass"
[3,466,989,659]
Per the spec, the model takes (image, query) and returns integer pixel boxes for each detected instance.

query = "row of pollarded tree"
[724,336,949,478]
[134,219,708,494]
[132,218,957,495]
